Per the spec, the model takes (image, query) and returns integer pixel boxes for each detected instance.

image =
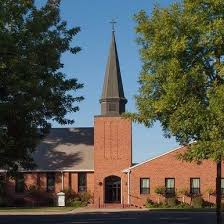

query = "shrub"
[14,198,26,207]
[165,197,178,207]
[155,186,166,196]
[79,192,92,205]
[63,189,92,207]
[146,198,158,208]
[0,196,9,207]
[206,188,215,195]
[66,199,82,207]
[203,200,215,208]
[176,202,192,208]
[27,185,43,197]
[192,196,204,208]
[178,188,190,197]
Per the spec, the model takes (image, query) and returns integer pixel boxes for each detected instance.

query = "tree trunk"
[216,160,222,224]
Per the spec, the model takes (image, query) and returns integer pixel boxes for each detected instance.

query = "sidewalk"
[0,207,148,216]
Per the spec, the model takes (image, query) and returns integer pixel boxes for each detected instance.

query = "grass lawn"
[0,207,75,213]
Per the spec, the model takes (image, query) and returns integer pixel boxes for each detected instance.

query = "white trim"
[123,145,184,172]
[61,171,64,191]
[0,169,94,173]
[127,170,131,205]
[121,178,123,205]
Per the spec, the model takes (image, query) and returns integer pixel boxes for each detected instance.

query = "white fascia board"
[0,169,94,173]
[122,145,184,172]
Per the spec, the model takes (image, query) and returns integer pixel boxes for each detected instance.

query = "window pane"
[78,173,87,192]
[140,178,150,194]
[221,178,224,189]
[192,178,200,188]
[47,173,55,192]
[15,173,24,193]
[166,179,174,188]
[142,179,149,188]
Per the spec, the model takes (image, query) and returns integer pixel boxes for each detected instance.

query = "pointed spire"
[100,31,127,115]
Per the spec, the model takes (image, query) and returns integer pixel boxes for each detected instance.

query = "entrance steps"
[89,203,131,209]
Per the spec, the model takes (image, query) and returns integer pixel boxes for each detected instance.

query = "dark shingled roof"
[101,31,125,99]
[32,128,94,171]
[100,31,127,115]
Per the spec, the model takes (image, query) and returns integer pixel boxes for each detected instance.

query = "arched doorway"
[104,175,121,203]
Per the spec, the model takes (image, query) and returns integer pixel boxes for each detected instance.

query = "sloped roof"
[101,31,126,100]
[32,128,94,171]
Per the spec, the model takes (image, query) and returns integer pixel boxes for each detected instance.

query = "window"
[140,178,150,194]
[165,178,175,195]
[221,178,224,195]
[78,173,87,192]
[15,173,24,193]
[47,173,55,192]
[69,173,72,190]
[0,174,5,194]
[37,173,41,190]
[190,178,200,194]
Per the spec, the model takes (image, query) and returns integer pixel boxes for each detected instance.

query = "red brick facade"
[125,146,222,207]
[1,120,223,208]
[2,172,94,206]
[93,116,132,207]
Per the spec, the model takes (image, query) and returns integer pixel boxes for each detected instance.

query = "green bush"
[146,198,170,208]
[0,196,9,207]
[203,200,215,208]
[145,198,194,209]
[221,203,224,209]
[63,189,92,207]
[192,196,204,208]
[66,199,82,207]
[146,198,158,208]
[178,188,190,197]
[79,192,92,204]
[27,185,43,197]
[176,202,192,208]
[165,197,178,207]
[154,186,166,196]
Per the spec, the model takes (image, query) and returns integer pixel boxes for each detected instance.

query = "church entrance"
[104,175,121,203]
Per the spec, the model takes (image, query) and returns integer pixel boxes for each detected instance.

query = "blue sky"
[37,0,179,163]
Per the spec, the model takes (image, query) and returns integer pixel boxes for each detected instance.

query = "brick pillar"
[94,116,132,207]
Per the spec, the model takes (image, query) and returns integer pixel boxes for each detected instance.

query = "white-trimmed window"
[190,178,200,194]
[47,173,55,192]
[78,173,87,192]
[140,178,150,194]
[165,178,175,195]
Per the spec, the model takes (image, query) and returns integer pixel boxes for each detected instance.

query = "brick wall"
[127,146,222,207]
[3,171,94,206]
[94,116,132,206]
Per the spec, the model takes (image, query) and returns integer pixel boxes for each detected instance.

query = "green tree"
[0,0,83,174]
[131,1,224,223]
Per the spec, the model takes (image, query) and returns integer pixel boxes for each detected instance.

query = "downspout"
[61,171,64,191]
[127,170,131,205]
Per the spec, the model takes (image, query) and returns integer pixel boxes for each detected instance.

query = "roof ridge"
[123,145,184,172]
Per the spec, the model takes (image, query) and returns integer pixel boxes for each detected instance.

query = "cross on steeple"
[110,19,117,32]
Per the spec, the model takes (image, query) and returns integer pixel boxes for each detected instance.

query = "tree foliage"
[0,0,83,173]
[130,0,224,162]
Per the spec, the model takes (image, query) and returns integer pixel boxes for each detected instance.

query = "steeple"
[100,31,127,115]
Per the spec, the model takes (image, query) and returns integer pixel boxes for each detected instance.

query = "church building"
[2,31,224,208]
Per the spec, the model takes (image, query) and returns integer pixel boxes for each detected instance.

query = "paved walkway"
[0,207,147,216]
